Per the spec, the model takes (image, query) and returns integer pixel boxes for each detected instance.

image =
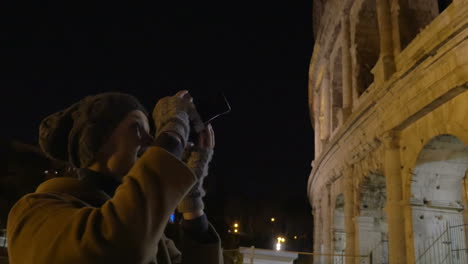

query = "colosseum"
[307,0,468,263]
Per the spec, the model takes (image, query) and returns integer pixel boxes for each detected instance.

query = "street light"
[234,223,239,228]
[276,242,281,251]
[234,229,238,233]
[271,218,275,222]
[276,236,285,251]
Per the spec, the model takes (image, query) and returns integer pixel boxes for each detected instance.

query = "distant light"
[44,170,49,174]
[277,236,282,242]
[294,236,298,239]
[228,229,231,233]
[234,223,239,228]
[276,243,281,251]
[281,238,286,243]
[271,218,275,222]
[234,229,238,233]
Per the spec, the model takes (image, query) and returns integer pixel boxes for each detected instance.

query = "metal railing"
[416,222,468,264]
[369,239,389,264]
[223,247,369,264]
[333,251,345,264]
[0,230,6,248]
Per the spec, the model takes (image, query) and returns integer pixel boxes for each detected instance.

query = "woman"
[7,91,223,263]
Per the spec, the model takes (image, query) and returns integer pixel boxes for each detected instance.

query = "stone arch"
[332,194,345,263]
[404,131,468,190]
[410,134,468,261]
[398,91,468,263]
[356,173,388,264]
[353,0,380,96]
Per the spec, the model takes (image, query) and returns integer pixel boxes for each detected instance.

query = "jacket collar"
[77,168,121,197]
[36,177,111,207]
[35,168,120,207]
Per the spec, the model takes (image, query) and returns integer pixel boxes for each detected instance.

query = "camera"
[189,90,231,139]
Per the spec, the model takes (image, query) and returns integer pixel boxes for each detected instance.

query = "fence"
[0,230,6,249]
[415,222,468,264]
[225,222,468,263]
[223,247,369,264]
[0,229,7,264]
[333,251,345,264]
[369,239,389,264]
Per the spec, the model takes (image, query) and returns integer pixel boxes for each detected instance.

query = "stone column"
[376,0,396,80]
[322,187,332,264]
[343,166,356,264]
[383,131,407,264]
[320,72,331,142]
[462,172,468,247]
[314,91,322,157]
[313,201,322,264]
[341,12,353,119]
[390,0,403,56]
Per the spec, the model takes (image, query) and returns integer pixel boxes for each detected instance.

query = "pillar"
[376,0,396,80]
[344,166,356,264]
[314,91,322,157]
[313,201,322,264]
[319,72,331,142]
[462,172,468,248]
[390,0,404,56]
[322,186,332,264]
[383,131,407,264]
[341,12,353,118]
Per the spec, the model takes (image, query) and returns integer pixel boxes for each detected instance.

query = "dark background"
[1,0,314,250]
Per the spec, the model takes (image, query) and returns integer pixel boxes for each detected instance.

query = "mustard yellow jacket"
[7,147,223,264]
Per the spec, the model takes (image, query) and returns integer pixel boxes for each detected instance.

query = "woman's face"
[100,110,154,180]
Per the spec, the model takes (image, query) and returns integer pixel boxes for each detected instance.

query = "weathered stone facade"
[307,0,468,263]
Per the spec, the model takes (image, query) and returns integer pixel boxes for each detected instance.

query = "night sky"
[1,0,314,228]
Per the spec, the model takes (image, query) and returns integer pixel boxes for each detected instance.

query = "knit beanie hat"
[39,93,147,168]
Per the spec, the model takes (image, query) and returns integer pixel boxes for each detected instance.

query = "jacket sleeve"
[181,223,224,264]
[6,147,196,264]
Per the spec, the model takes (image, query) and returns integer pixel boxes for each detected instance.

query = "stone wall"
[308,0,468,263]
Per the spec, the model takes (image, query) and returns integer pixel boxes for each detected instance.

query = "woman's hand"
[152,90,196,148]
[178,124,215,219]
[196,124,215,150]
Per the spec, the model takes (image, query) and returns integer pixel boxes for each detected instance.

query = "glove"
[153,93,201,148]
[177,145,214,213]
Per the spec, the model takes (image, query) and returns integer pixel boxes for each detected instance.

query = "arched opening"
[411,134,468,263]
[331,48,343,133]
[357,173,388,264]
[354,0,380,96]
[438,0,453,12]
[333,194,346,264]
[398,0,453,50]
